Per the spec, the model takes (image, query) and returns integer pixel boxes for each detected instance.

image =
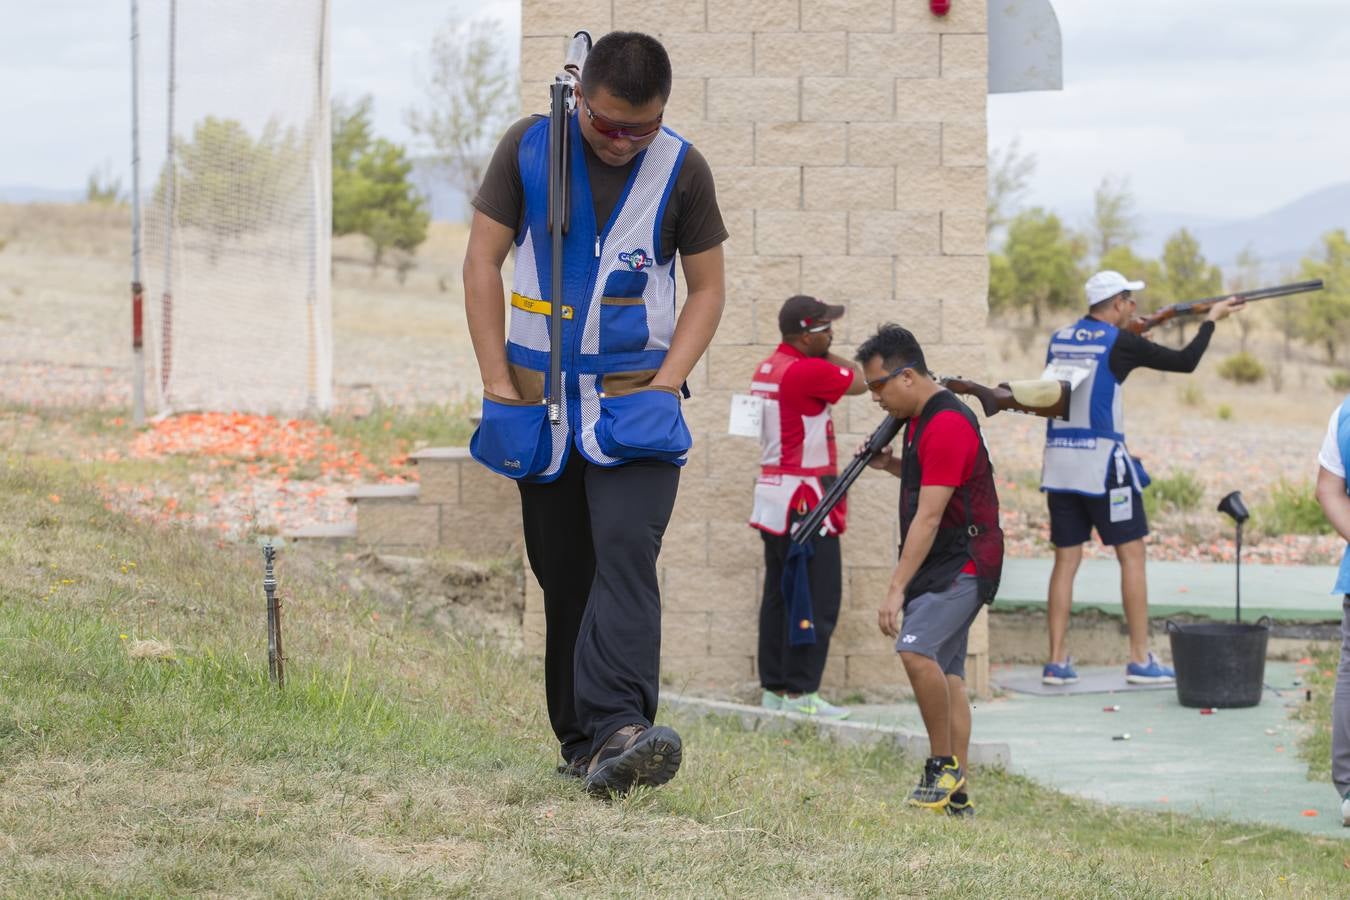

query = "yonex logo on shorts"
[901,634,918,644]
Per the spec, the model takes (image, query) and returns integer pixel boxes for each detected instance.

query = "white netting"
[137,0,332,414]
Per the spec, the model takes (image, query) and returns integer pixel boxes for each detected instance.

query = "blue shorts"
[895,574,983,679]
[1047,488,1149,547]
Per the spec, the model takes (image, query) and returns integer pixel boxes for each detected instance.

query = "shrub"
[1177,383,1204,407]
[1217,352,1265,385]
[1327,371,1350,392]
[1144,469,1205,516]
[1256,480,1331,536]
[1216,404,1233,421]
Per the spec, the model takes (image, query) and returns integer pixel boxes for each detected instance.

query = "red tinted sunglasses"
[581,95,663,140]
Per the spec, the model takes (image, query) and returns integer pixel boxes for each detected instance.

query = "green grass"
[1143,468,1206,519]
[1256,480,1334,537]
[322,399,477,467]
[1,457,1347,896]
[1294,645,1338,784]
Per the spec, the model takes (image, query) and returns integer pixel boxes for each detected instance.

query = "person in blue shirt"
[1314,397,1350,827]
[1039,270,1241,686]
[463,32,726,796]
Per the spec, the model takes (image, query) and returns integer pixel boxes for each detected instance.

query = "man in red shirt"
[859,324,1003,818]
[749,295,865,718]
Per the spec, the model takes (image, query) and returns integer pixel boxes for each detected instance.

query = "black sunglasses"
[864,360,919,391]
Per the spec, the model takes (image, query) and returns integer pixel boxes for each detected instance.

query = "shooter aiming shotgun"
[781,375,1067,645]
[1126,279,1323,336]
[546,31,591,423]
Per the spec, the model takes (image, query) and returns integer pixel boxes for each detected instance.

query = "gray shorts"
[895,573,984,679]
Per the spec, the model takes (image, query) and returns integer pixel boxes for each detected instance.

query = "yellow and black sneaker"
[907,756,965,810]
[944,791,975,819]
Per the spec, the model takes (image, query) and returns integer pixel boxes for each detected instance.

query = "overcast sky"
[1,1,1345,222]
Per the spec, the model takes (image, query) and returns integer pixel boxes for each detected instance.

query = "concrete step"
[284,521,357,542]
[344,483,420,503]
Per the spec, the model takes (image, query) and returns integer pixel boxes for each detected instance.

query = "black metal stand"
[263,543,285,687]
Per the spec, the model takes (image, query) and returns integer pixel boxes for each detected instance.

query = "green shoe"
[761,690,783,711]
[804,691,850,720]
[780,692,850,720]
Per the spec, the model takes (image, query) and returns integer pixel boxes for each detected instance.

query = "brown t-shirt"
[471,115,728,260]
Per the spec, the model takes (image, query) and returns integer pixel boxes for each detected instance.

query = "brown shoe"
[582,724,682,797]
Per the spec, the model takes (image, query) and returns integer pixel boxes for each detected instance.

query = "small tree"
[406,18,515,212]
[1297,229,1350,364]
[1089,175,1139,264]
[155,116,304,261]
[332,95,430,269]
[86,161,124,206]
[1228,244,1262,353]
[1001,208,1086,327]
[987,138,1036,238]
[1161,228,1222,344]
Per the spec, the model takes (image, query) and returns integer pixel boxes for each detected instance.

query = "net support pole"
[129,0,145,425]
[158,0,178,406]
[305,0,329,416]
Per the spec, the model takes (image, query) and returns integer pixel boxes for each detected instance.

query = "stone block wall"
[520,0,992,698]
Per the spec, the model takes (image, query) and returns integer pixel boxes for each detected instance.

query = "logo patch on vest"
[618,248,652,271]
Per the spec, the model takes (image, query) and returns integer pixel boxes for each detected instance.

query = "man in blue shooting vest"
[1039,271,1242,686]
[463,32,726,796]
[1314,396,1350,827]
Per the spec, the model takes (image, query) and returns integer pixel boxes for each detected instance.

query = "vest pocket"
[470,391,553,479]
[595,387,691,462]
[598,270,650,354]
[599,297,649,354]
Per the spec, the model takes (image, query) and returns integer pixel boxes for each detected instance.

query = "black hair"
[855,324,929,376]
[581,32,672,105]
[1089,294,1122,315]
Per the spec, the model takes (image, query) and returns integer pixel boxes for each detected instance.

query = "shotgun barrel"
[1130,279,1323,334]
[789,415,902,547]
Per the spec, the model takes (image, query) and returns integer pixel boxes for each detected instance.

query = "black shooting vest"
[898,390,1004,607]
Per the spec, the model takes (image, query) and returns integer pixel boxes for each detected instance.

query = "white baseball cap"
[1085,270,1145,306]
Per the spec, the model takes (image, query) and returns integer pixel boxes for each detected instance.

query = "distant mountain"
[0,185,83,204]
[1137,183,1350,274]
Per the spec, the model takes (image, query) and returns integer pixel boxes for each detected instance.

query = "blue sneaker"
[1126,651,1176,684]
[1041,658,1079,685]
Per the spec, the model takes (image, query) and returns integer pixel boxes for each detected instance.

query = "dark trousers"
[758,531,842,695]
[518,451,679,764]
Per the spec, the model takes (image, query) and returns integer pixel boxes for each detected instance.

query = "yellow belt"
[511,293,574,320]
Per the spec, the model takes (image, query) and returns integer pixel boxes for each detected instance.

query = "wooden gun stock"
[941,377,1071,421]
[1127,279,1323,335]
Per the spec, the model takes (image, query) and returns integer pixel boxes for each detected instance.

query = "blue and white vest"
[1040,317,1150,496]
[1333,396,1350,594]
[470,113,693,483]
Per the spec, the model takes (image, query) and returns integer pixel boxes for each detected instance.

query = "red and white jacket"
[748,344,855,536]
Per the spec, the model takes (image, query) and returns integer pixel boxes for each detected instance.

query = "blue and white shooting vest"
[1040,317,1150,496]
[470,113,693,483]
[1333,395,1350,594]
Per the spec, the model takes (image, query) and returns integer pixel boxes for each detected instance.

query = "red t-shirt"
[905,409,980,574]
[774,352,855,470]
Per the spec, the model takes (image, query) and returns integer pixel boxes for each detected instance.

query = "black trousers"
[758,531,842,695]
[518,451,679,764]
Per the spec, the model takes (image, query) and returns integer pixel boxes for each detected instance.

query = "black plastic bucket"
[1165,619,1270,709]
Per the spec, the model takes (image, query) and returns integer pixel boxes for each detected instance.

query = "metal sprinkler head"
[1217,490,1249,525]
